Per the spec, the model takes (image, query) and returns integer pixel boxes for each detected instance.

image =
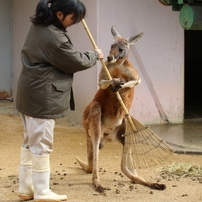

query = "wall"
[0,0,12,99]
[12,0,38,105]
[12,0,184,125]
[65,0,100,125]
[98,0,184,125]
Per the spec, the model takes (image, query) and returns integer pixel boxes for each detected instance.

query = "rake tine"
[123,116,174,169]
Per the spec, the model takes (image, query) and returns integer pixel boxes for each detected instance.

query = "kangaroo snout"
[107,55,114,62]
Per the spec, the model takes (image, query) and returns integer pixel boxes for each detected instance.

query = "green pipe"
[180,4,202,30]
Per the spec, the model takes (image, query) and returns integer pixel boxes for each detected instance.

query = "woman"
[16,0,103,201]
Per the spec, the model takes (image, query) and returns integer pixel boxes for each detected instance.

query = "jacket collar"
[52,16,66,32]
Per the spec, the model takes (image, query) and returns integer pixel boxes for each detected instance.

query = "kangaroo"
[76,26,166,193]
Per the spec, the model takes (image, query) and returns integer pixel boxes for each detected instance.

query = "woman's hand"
[95,49,104,59]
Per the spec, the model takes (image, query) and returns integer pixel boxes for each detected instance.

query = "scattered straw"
[159,162,202,178]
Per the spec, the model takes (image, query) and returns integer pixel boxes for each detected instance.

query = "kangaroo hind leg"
[121,149,166,190]
[76,101,105,192]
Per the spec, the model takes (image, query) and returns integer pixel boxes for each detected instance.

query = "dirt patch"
[0,113,202,202]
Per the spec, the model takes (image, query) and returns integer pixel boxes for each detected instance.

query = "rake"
[81,19,174,169]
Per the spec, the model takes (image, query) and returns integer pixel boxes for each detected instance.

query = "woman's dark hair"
[30,0,86,27]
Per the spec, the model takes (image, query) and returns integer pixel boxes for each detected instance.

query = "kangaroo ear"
[127,32,143,45]
[111,26,122,40]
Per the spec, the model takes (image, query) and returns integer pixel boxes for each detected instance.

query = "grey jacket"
[16,24,98,119]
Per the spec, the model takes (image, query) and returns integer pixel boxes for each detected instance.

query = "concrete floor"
[150,119,202,154]
[0,102,202,154]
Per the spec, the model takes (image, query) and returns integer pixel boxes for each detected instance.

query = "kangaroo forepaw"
[109,79,124,92]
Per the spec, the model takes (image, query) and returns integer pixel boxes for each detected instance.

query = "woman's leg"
[18,114,34,199]
[21,114,67,202]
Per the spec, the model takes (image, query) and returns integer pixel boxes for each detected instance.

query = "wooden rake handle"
[81,19,112,80]
[81,19,137,132]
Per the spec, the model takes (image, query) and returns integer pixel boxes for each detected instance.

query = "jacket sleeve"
[50,39,99,74]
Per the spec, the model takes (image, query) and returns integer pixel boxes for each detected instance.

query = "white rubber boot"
[32,154,67,202]
[18,147,34,200]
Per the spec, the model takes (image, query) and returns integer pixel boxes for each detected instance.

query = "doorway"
[184,30,202,119]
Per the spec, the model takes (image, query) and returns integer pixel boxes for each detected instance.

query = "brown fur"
[76,27,166,192]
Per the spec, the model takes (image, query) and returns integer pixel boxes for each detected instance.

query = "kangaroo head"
[107,26,143,64]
